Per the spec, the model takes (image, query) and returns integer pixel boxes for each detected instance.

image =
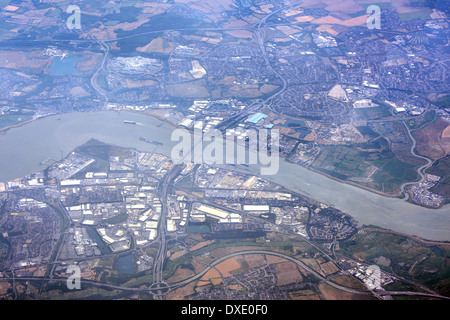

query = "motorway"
[90,39,110,106]
[165,249,369,295]
[216,1,305,129]
[2,248,449,300]
[151,165,184,299]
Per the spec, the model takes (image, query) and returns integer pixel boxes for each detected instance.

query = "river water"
[0,111,448,241]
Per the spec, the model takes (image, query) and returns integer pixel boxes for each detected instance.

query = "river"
[0,111,448,241]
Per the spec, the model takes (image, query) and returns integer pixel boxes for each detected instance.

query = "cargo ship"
[124,120,137,124]
[139,137,163,146]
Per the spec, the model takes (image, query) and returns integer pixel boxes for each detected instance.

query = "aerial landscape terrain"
[0,0,449,302]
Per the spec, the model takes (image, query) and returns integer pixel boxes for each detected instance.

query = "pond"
[50,54,83,76]
[117,254,134,275]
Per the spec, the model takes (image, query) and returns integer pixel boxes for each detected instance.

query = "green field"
[311,140,420,193]
[353,106,391,120]
[76,139,112,161]
[313,145,373,179]
[372,158,418,193]
[398,8,432,21]
[434,95,450,109]
[427,156,450,200]
[355,126,380,139]
[340,230,450,296]
[103,213,128,225]
[166,80,210,98]
[0,114,33,130]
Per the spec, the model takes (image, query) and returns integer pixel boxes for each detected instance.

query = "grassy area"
[40,281,123,299]
[350,2,393,16]
[96,74,108,91]
[166,79,210,98]
[122,273,153,288]
[353,106,391,120]
[73,140,125,178]
[427,156,450,199]
[164,253,193,280]
[434,94,450,109]
[407,111,436,130]
[71,159,109,179]
[0,114,33,130]
[115,13,212,53]
[313,145,372,179]
[339,230,450,296]
[373,157,418,188]
[103,20,120,26]
[398,8,432,21]
[187,224,211,234]
[76,139,112,161]
[355,126,380,139]
[0,21,17,31]
[103,213,127,225]
[0,238,9,269]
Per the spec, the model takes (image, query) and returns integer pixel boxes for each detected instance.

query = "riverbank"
[0,115,42,136]
[0,109,448,240]
[134,110,429,203]
[302,163,404,199]
[361,227,450,247]
[0,109,443,207]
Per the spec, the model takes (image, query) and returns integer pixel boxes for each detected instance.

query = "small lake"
[284,119,306,127]
[50,55,83,76]
[283,119,311,138]
[117,254,134,275]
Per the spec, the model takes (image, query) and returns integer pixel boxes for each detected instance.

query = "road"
[3,249,449,300]
[90,40,109,106]
[166,249,371,295]
[393,110,436,199]
[216,1,305,130]
[151,165,183,299]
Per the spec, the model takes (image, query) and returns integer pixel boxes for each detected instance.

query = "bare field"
[0,282,11,295]
[166,281,197,300]
[265,255,287,265]
[330,274,367,290]
[80,15,151,40]
[289,289,320,300]
[137,37,175,54]
[200,268,221,281]
[175,0,234,14]
[191,258,206,274]
[170,249,188,261]
[166,80,210,98]
[413,117,450,160]
[124,79,158,89]
[319,261,340,276]
[443,126,450,138]
[75,53,103,74]
[318,282,375,300]
[167,267,196,284]
[190,240,215,252]
[215,257,242,277]
[274,261,303,286]
[70,86,90,98]
[0,51,50,72]
[223,20,253,39]
[312,14,368,27]
[243,254,267,268]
